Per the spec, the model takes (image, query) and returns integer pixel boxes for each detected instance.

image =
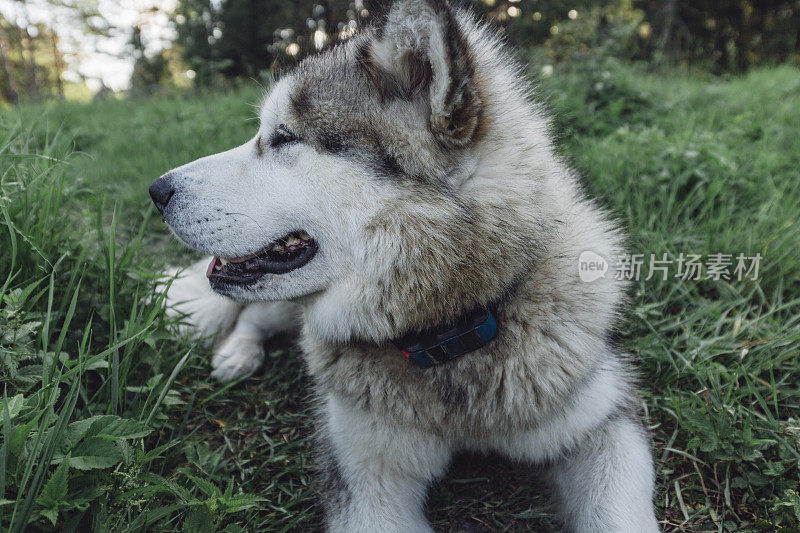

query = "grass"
[0,61,799,531]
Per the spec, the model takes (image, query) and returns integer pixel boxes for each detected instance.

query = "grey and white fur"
[152,1,660,530]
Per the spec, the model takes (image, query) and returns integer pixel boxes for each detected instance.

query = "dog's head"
[151,0,544,342]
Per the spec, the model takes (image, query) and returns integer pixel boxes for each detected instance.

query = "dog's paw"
[160,260,241,343]
[210,333,265,382]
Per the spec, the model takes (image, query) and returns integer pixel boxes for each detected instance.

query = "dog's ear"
[361,0,482,146]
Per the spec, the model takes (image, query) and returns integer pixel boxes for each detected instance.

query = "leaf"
[13,364,43,385]
[763,461,787,477]
[222,494,258,513]
[140,440,179,465]
[36,457,70,525]
[0,394,24,420]
[182,504,217,533]
[771,489,800,523]
[64,438,121,470]
[64,416,101,445]
[116,439,133,467]
[37,459,70,504]
[138,472,197,503]
[86,416,153,440]
[183,474,221,499]
[8,418,36,458]
[65,415,152,446]
[40,508,58,526]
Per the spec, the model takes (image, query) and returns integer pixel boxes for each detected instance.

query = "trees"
[175,0,366,85]
[173,0,623,86]
[129,25,170,95]
[1,0,796,102]
[0,14,66,103]
[635,0,800,71]
[0,0,108,104]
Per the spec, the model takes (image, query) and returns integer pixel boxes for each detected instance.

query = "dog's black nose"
[149,174,175,214]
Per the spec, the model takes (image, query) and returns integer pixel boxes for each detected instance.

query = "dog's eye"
[270,125,300,148]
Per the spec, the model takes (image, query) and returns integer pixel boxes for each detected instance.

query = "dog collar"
[394,307,498,367]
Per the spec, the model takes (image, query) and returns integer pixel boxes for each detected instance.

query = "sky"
[0,0,178,91]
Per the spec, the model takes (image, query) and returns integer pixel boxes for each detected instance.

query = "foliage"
[2,0,798,102]
[1,63,799,530]
[172,0,607,85]
[129,26,172,96]
[473,0,800,72]
[174,0,362,85]
[636,0,800,72]
[0,17,66,104]
[0,114,260,530]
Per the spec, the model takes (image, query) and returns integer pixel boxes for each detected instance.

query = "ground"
[1,61,799,532]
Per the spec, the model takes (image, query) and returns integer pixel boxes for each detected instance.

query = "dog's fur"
[155,1,659,530]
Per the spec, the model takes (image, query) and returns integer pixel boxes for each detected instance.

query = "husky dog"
[150,0,659,530]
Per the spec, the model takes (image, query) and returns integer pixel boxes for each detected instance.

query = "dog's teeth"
[220,258,230,266]
[299,232,311,241]
[271,245,285,253]
[285,237,300,246]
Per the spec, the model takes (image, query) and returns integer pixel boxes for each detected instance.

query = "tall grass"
[0,119,260,530]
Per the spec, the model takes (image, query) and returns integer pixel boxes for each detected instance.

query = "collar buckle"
[395,307,498,367]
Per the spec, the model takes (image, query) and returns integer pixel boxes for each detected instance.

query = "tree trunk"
[18,2,41,100]
[657,0,678,63]
[50,30,64,99]
[0,24,19,104]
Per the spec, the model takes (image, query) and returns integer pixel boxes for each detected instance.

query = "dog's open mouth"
[206,231,317,284]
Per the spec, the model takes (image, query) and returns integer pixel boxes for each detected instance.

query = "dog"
[150,1,659,530]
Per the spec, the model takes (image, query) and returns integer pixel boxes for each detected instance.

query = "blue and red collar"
[394,307,498,367]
